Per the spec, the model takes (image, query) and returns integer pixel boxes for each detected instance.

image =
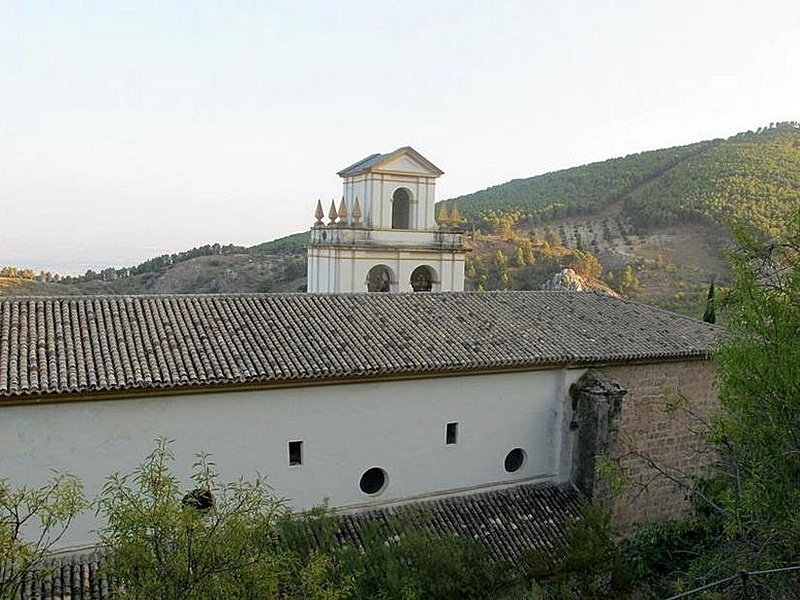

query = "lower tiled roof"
[0,291,720,400]
[335,481,583,564]
[14,552,108,600]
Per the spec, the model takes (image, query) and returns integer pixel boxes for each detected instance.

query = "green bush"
[0,473,87,599]
[521,503,634,599]
[96,438,299,599]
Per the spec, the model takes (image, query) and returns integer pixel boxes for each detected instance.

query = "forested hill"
[3,122,799,313]
[445,122,800,237]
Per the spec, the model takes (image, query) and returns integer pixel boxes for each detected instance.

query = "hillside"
[0,250,307,296]
[445,121,800,237]
[447,122,800,315]
[4,123,799,318]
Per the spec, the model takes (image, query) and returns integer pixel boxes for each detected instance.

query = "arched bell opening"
[391,188,411,229]
[367,265,395,293]
[410,265,437,292]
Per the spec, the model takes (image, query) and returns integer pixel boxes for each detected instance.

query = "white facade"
[307,147,467,293]
[0,368,584,549]
[307,238,465,294]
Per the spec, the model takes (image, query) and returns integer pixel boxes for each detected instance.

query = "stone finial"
[437,203,449,226]
[328,199,338,225]
[352,197,362,225]
[449,204,461,228]
[314,199,324,225]
[338,197,348,222]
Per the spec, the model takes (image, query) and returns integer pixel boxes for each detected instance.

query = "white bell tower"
[307,147,466,293]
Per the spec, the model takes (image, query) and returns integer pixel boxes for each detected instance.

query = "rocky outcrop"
[541,268,619,295]
[541,268,585,291]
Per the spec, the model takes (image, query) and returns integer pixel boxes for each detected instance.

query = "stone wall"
[599,359,718,532]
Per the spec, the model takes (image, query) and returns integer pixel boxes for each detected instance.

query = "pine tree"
[702,280,716,324]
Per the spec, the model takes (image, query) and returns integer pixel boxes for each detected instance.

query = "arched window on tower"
[391,188,410,229]
[410,265,435,292]
[367,265,393,292]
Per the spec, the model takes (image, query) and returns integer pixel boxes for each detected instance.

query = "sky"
[2,0,799,274]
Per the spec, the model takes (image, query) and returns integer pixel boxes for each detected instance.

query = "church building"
[0,149,720,564]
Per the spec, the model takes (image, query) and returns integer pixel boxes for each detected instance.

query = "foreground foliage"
[522,504,633,599]
[680,215,800,593]
[0,473,87,599]
[280,510,520,600]
[96,438,297,599]
[95,439,525,599]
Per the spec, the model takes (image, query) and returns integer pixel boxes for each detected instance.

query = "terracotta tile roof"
[335,482,583,563]
[0,291,720,400]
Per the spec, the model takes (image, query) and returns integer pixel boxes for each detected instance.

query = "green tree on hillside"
[617,265,640,295]
[564,250,603,280]
[493,250,511,289]
[702,280,716,323]
[514,246,527,267]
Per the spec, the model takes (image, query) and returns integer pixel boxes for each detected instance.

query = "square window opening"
[288,441,303,466]
[446,422,458,445]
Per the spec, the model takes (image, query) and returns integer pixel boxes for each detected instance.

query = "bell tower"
[307,147,466,293]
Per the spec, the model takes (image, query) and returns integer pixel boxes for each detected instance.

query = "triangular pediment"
[338,147,443,178]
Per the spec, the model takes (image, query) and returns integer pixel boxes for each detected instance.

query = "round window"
[359,467,387,495]
[504,448,526,473]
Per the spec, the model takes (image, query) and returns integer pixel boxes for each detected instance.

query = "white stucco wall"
[0,368,584,549]
[342,173,437,230]
[307,245,466,293]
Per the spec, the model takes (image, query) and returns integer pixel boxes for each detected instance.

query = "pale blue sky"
[2,0,798,273]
